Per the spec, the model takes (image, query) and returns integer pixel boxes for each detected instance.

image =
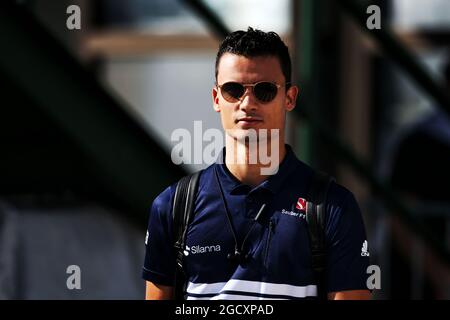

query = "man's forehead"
[217,53,283,82]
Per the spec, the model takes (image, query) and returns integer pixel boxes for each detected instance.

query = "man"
[142,28,371,300]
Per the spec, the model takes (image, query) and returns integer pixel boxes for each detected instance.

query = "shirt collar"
[214,144,298,195]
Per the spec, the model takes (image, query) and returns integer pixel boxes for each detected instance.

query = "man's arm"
[328,290,371,300]
[143,186,177,300]
[323,189,373,299]
[145,281,174,300]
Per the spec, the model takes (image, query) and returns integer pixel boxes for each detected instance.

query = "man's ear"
[212,87,220,112]
[285,85,299,112]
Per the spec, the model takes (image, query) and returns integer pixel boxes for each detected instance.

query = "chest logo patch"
[295,197,307,211]
[281,197,307,219]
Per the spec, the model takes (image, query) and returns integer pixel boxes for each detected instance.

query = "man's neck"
[224,136,286,187]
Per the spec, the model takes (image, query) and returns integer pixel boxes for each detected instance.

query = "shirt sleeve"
[142,185,176,286]
[325,184,371,293]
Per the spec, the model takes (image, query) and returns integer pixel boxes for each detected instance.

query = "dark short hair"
[215,27,292,85]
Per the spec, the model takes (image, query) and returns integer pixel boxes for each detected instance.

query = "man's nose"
[238,88,258,111]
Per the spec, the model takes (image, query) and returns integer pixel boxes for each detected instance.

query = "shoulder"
[287,158,362,226]
[151,182,177,214]
[327,180,357,210]
[289,157,357,208]
[147,183,177,232]
[150,165,214,215]
[324,179,365,243]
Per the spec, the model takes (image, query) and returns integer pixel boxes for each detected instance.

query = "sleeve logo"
[361,240,370,257]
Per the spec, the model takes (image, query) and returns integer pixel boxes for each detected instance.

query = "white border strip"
[188,294,287,300]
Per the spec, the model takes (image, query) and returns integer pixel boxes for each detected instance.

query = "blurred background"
[0,0,449,299]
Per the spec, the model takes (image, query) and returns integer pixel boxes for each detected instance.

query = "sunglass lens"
[221,82,245,102]
[254,82,278,102]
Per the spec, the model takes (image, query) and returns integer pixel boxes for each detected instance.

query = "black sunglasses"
[217,81,290,104]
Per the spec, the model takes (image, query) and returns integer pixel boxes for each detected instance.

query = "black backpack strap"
[172,171,201,300]
[306,170,335,300]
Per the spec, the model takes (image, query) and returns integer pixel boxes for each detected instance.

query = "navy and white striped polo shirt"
[142,144,370,299]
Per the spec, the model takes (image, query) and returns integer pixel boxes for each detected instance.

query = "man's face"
[213,53,298,142]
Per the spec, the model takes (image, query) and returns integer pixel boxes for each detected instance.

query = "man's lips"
[236,117,263,123]
[235,117,263,129]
